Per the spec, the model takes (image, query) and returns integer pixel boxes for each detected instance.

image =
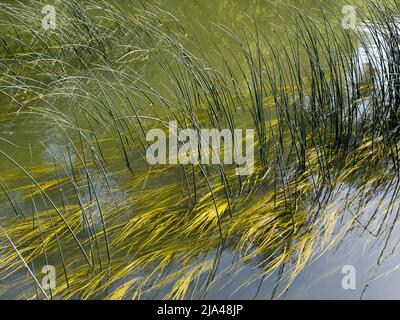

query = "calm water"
[1,0,399,299]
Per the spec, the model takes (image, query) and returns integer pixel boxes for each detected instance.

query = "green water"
[1,0,399,300]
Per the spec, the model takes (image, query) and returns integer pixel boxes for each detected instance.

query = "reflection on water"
[287,180,400,300]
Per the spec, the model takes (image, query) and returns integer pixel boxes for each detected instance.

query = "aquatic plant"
[1,0,400,299]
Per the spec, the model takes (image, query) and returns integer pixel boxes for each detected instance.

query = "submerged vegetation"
[1,0,400,299]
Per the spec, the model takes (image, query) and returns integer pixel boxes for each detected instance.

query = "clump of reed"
[1,0,400,299]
